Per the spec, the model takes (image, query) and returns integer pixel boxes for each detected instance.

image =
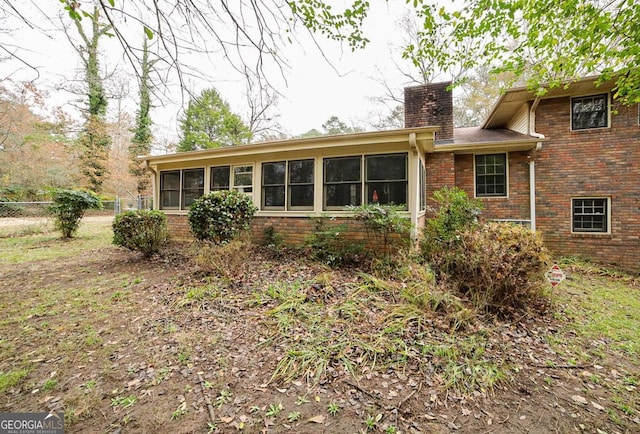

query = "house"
[141,76,639,272]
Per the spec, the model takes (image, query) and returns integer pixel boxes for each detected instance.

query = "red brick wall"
[454,152,532,221]
[425,152,455,203]
[533,97,640,272]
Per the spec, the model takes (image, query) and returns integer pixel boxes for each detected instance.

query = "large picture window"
[572,198,609,233]
[261,159,314,210]
[160,168,204,210]
[572,94,608,130]
[365,154,407,208]
[475,154,507,197]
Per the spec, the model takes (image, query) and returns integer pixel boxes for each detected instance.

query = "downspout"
[528,97,544,232]
[144,159,157,210]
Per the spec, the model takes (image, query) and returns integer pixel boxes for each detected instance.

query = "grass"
[0,369,30,393]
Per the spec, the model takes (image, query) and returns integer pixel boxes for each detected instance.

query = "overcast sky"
[3,2,429,142]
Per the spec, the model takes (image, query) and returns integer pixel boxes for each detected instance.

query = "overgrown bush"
[348,204,411,258]
[305,216,365,267]
[420,187,481,265]
[48,189,102,238]
[194,240,251,280]
[442,222,550,315]
[112,210,168,257]
[188,190,257,243]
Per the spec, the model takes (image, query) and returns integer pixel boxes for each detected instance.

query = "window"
[233,165,253,193]
[160,168,204,210]
[475,153,507,197]
[365,154,407,208]
[572,94,608,130]
[210,166,230,190]
[324,156,362,209]
[262,159,314,210]
[323,153,408,210]
[572,198,609,233]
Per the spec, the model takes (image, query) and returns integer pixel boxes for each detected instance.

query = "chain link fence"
[0,196,152,219]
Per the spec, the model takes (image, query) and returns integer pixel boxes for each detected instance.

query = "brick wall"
[534,97,640,272]
[165,214,409,251]
[405,82,453,140]
[425,152,456,202]
[454,152,532,221]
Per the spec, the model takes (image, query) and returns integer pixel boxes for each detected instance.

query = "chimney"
[404,81,453,141]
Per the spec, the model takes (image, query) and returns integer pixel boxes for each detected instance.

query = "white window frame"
[473,153,509,198]
[159,168,204,210]
[571,197,611,235]
[570,93,610,131]
[261,159,315,211]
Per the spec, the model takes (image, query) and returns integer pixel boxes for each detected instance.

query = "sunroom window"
[261,159,314,210]
[160,168,204,210]
[324,156,362,210]
[365,154,407,208]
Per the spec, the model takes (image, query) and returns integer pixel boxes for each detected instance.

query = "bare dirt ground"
[0,233,638,433]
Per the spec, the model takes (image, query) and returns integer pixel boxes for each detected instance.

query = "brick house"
[141,76,639,272]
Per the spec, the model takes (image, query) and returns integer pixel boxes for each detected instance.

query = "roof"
[433,127,541,153]
[141,126,438,164]
[483,75,618,129]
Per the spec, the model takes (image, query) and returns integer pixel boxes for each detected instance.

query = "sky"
[3,2,430,144]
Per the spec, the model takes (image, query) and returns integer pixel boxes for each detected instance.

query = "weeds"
[111,395,137,408]
[265,402,283,417]
[327,401,341,417]
[0,369,29,393]
[215,389,233,407]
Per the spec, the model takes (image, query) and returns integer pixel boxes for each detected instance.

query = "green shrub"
[420,187,481,265]
[112,210,168,257]
[348,204,411,258]
[443,222,550,315]
[188,190,257,243]
[305,216,365,267]
[48,189,102,238]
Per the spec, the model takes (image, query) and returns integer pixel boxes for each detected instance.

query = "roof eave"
[434,139,544,154]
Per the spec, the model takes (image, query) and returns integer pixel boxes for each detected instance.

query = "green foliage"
[349,204,410,258]
[178,88,252,151]
[442,222,550,315]
[48,189,102,238]
[420,186,481,267]
[188,190,257,243]
[305,216,365,267]
[112,210,168,257]
[405,0,640,105]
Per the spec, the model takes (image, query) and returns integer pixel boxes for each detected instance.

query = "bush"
[441,222,550,315]
[305,216,365,267]
[348,204,411,259]
[112,210,168,257]
[188,190,257,243]
[420,187,481,264]
[194,240,251,280]
[48,189,102,238]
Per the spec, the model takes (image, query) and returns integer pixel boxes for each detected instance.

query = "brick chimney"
[404,81,453,141]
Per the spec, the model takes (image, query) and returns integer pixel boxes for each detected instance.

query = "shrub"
[194,240,251,280]
[48,189,102,238]
[188,190,257,243]
[112,210,168,257]
[348,204,411,258]
[305,216,365,267]
[443,222,550,315]
[420,187,481,260]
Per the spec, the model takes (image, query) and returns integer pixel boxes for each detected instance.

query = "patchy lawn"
[0,219,638,433]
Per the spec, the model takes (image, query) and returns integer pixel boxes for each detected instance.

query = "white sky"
[3,2,428,143]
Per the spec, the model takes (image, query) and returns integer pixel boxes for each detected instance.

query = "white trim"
[570,197,611,235]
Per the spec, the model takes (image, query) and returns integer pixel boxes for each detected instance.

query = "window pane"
[367,182,407,207]
[289,160,314,184]
[289,185,314,208]
[572,94,608,130]
[161,190,179,208]
[324,157,361,182]
[182,190,203,208]
[325,184,361,208]
[366,154,406,181]
[234,166,253,186]
[183,169,204,189]
[211,166,230,190]
[572,198,608,232]
[263,186,285,207]
[161,171,180,190]
[263,162,286,185]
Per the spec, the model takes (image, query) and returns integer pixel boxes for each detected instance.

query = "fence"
[0,196,152,219]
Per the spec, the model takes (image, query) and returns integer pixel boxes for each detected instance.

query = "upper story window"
[475,153,507,197]
[262,159,314,210]
[572,198,609,233]
[323,153,408,210]
[160,168,204,210]
[571,94,608,130]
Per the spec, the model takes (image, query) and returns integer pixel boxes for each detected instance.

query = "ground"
[0,218,638,433]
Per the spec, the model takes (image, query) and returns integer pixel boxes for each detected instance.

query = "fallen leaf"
[220,416,234,424]
[571,395,588,405]
[591,401,605,411]
[306,415,325,424]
